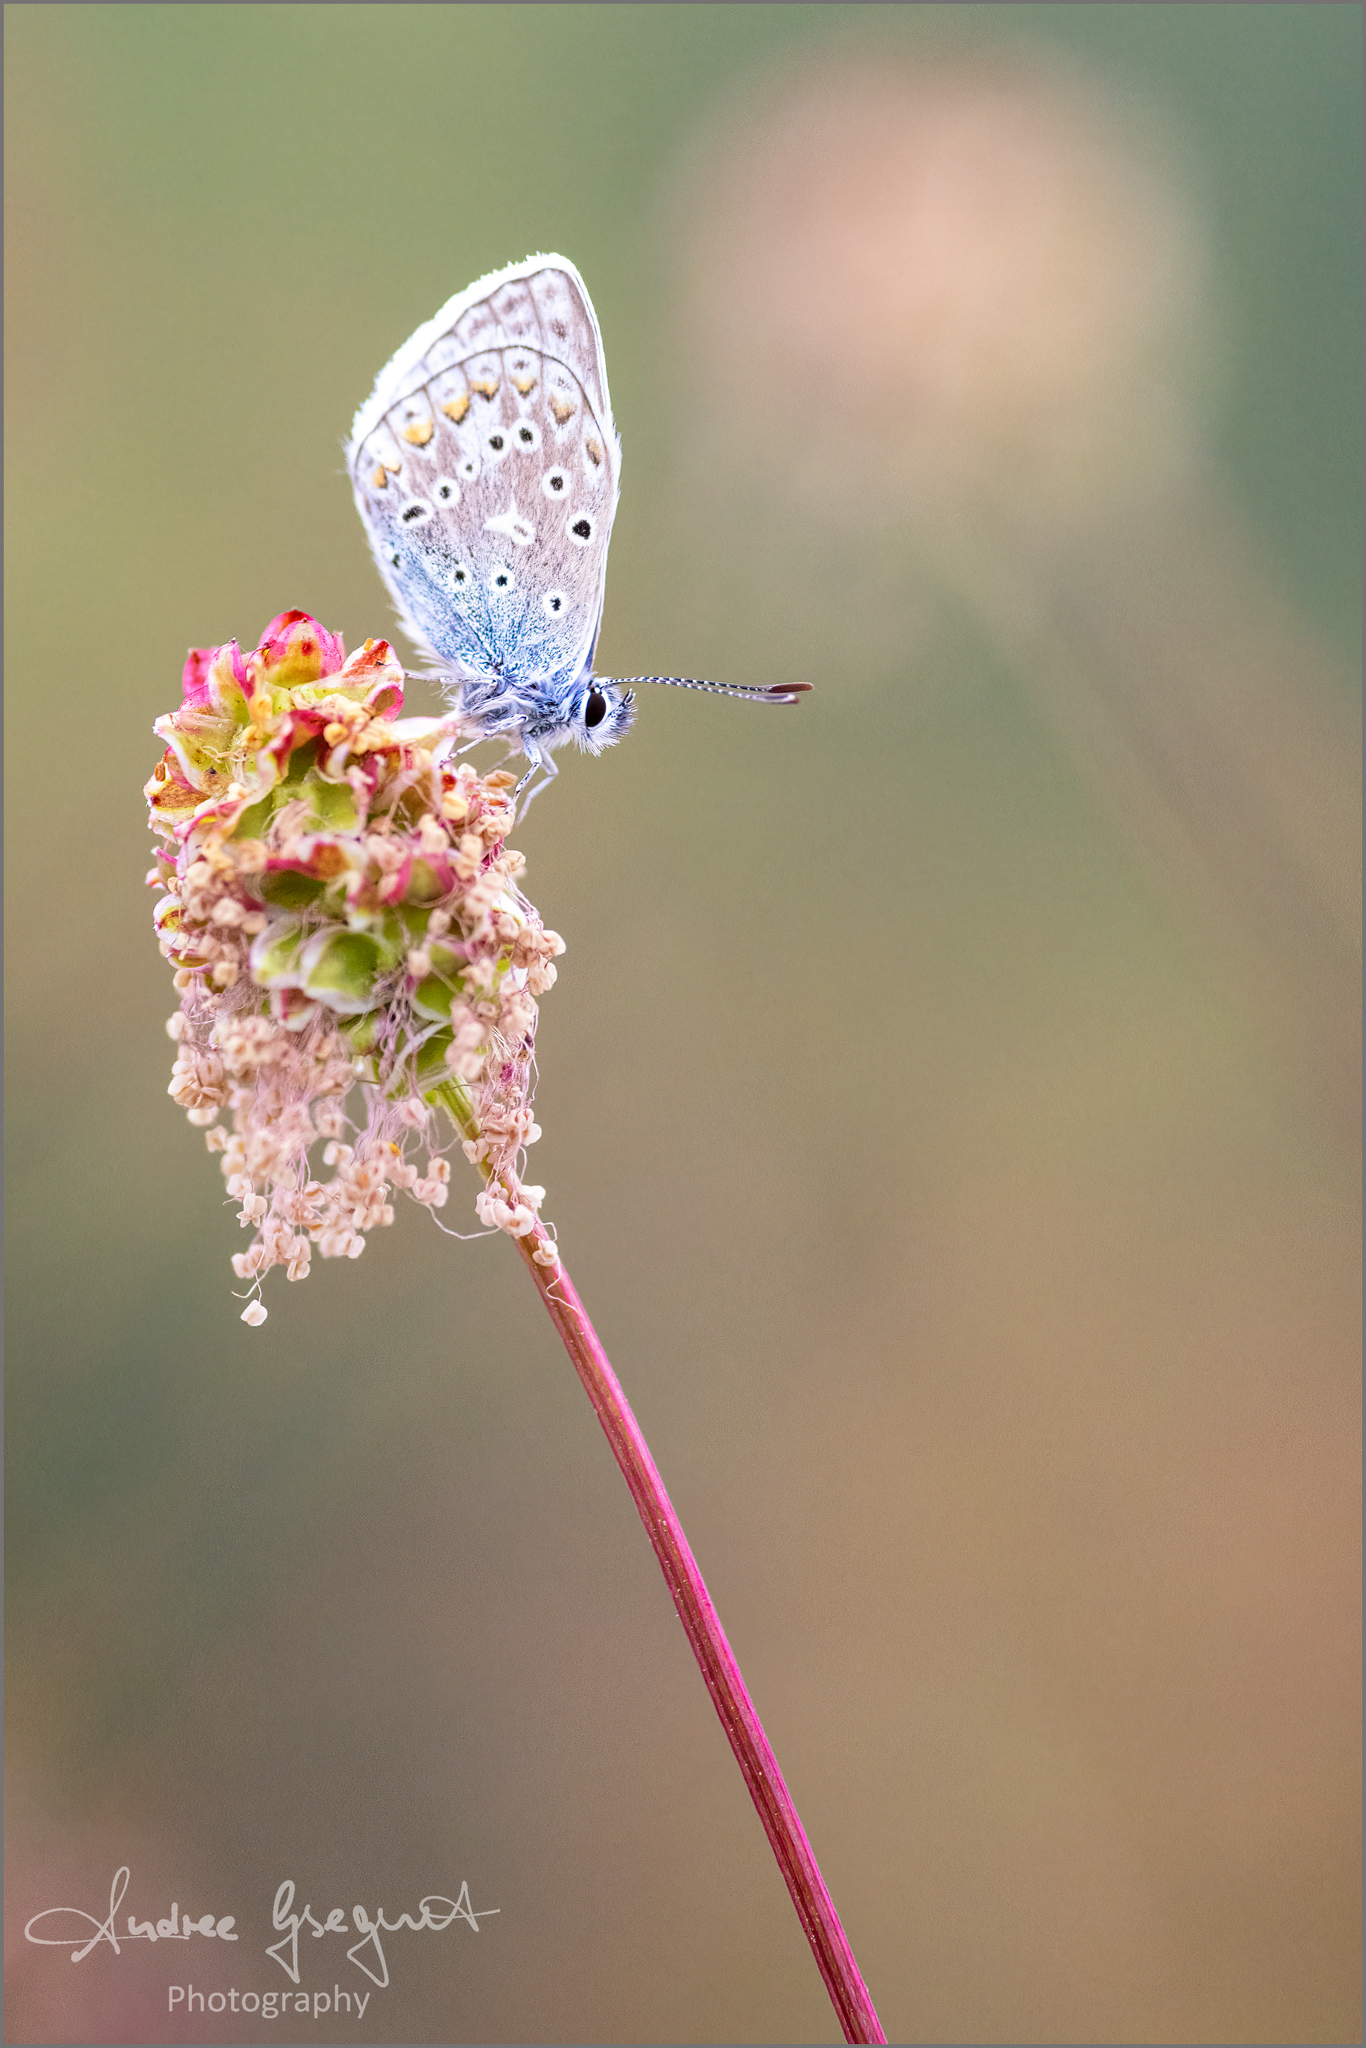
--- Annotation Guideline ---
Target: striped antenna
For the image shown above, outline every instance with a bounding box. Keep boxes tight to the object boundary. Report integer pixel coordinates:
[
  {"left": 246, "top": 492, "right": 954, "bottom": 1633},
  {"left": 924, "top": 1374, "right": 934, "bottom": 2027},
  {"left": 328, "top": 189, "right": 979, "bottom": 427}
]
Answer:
[{"left": 598, "top": 676, "right": 813, "bottom": 705}]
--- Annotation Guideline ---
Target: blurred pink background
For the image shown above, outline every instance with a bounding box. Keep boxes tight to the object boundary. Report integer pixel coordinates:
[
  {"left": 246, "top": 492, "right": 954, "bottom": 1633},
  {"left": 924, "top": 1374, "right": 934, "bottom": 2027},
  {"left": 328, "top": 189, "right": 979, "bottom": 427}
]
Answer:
[{"left": 6, "top": 7, "right": 1360, "bottom": 2042}]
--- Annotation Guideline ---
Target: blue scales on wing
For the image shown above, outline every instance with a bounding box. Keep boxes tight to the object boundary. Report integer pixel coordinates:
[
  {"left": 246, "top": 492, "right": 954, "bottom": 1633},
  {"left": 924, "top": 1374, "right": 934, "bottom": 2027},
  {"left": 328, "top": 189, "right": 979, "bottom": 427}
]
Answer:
[{"left": 347, "top": 256, "right": 622, "bottom": 740}]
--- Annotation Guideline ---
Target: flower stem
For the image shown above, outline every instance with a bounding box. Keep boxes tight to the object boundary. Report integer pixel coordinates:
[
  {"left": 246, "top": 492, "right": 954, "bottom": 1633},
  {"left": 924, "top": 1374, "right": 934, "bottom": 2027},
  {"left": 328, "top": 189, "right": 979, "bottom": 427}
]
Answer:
[
  {"left": 511, "top": 1228, "right": 885, "bottom": 2045},
  {"left": 428, "top": 1078, "right": 882, "bottom": 2039}
]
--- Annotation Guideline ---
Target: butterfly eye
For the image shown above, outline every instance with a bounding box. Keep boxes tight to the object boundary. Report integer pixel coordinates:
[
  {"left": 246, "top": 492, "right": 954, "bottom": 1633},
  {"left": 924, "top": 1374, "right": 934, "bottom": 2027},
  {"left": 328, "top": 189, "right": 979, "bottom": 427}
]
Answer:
[
  {"left": 584, "top": 688, "right": 609, "bottom": 730},
  {"left": 566, "top": 514, "right": 595, "bottom": 547},
  {"left": 541, "top": 467, "right": 570, "bottom": 500},
  {"left": 433, "top": 476, "right": 461, "bottom": 505},
  {"left": 514, "top": 419, "right": 541, "bottom": 452},
  {"left": 543, "top": 590, "right": 568, "bottom": 620}
]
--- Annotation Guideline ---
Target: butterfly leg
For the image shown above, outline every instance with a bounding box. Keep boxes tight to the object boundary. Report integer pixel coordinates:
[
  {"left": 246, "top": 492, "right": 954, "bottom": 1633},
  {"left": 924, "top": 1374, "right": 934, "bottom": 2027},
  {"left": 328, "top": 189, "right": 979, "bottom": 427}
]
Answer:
[
  {"left": 513, "top": 740, "right": 559, "bottom": 819},
  {"left": 454, "top": 734, "right": 520, "bottom": 765}
]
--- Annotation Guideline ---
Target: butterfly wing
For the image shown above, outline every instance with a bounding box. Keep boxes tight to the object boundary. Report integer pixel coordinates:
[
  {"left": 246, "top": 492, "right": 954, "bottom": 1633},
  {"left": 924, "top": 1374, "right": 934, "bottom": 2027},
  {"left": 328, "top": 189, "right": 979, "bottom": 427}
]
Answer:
[{"left": 347, "top": 255, "right": 621, "bottom": 719}]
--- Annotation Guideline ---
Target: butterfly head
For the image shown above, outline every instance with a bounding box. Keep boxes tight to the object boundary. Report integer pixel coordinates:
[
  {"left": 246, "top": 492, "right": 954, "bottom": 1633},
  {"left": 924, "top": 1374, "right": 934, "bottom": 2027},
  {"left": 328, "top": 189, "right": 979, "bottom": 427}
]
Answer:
[{"left": 568, "top": 679, "right": 635, "bottom": 755}]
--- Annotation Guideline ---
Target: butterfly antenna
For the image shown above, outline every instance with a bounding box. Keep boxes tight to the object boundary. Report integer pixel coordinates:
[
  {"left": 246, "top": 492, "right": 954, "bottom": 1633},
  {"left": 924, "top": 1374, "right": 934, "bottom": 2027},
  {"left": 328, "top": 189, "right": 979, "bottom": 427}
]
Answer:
[{"left": 597, "top": 676, "right": 813, "bottom": 705}]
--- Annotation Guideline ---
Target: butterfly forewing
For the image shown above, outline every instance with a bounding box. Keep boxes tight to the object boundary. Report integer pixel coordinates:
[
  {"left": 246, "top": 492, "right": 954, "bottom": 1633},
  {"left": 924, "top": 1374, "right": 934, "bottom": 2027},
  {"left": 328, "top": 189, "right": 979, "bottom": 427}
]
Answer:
[{"left": 347, "top": 256, "right": 620, "bottom": 707}]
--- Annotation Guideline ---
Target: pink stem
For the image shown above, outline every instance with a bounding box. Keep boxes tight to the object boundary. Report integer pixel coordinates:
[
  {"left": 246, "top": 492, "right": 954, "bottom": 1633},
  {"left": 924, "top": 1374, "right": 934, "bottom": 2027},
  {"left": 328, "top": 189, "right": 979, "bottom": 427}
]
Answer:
[{"left": 515, "top": 1229, "right": 886, "bottom": 2045}]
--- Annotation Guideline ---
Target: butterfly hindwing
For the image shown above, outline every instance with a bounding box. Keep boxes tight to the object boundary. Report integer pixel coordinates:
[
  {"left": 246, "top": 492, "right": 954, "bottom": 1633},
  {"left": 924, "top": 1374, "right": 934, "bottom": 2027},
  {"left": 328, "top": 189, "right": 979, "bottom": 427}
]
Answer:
[{"left": 347, "top": 255, "right": 621, "bottom": 715}]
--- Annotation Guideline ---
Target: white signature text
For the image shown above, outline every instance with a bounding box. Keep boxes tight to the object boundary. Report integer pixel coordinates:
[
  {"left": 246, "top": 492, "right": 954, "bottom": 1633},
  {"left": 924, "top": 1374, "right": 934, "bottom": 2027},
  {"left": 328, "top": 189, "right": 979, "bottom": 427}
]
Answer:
[
  {"left": 24, "top": 1868, "right": 237, "bottom": 1961},
  {"left": 268, "top": 1878, "right": 498, "bottom": 1987}
]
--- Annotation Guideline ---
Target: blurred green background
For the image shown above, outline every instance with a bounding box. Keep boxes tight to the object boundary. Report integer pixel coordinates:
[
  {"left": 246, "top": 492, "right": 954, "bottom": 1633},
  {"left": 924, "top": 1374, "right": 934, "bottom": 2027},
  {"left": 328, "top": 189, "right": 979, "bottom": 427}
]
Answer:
[{"left": 4, "top": 5, "right": 1360, "bottom": 2043}]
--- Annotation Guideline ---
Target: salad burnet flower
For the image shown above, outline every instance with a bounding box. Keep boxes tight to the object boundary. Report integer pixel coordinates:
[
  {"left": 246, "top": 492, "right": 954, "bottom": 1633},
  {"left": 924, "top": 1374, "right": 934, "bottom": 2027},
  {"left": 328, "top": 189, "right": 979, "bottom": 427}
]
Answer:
[{"left": 146, "top": 611, "right": 563, "bottom": 1323}]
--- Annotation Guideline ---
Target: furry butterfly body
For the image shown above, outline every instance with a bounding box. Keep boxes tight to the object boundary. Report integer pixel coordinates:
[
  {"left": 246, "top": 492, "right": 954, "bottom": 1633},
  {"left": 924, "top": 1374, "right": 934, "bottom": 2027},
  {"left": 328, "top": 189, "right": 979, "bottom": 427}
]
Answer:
[{"left": 348, "top": 253, "right": 808, "bottom": 806}]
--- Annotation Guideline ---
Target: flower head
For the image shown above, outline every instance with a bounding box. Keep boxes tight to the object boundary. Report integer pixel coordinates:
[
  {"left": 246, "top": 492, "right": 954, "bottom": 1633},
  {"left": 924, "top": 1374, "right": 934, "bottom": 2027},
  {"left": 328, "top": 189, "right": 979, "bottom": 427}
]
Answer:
[{"left": 146, "top": 612, "right": 563, "bottom": 1322}]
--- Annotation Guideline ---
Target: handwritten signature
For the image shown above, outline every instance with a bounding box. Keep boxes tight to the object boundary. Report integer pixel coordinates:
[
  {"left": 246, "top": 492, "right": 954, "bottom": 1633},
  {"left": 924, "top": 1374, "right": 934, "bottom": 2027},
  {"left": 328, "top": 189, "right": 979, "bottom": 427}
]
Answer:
[
  {"left": 268, "top": 1879, "right": 498, "bottom": 1987},
  {"left": 23, "top": 1867, "right": 500, "bottom": 1989},
  {"left": 24, "top": 1868, "right": 237, "bottom": 1961}
]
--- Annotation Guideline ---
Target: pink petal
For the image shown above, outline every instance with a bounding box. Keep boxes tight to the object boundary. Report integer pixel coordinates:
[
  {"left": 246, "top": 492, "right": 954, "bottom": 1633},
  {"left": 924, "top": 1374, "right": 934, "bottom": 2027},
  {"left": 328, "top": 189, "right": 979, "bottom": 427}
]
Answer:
[
  {"left": 257, "top": 611, "right": 347, "bottom": 685},
  {"left": 181, "top": 646, "right": 216, "bottom": 706}
]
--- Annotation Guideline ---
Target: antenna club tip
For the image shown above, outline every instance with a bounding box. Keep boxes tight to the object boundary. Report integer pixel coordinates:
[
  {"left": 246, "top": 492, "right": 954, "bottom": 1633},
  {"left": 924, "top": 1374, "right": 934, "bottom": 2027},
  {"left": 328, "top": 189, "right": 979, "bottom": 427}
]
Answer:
[{"left": 769, "top": 682, "right": 814, "bottom": 701}]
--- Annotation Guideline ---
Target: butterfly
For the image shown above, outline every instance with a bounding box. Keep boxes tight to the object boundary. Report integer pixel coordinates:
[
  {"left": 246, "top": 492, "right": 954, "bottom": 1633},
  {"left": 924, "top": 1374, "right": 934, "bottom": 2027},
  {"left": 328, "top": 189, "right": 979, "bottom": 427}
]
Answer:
[{"left": 347, "top": 253, "right": 809, "bottom": 809}]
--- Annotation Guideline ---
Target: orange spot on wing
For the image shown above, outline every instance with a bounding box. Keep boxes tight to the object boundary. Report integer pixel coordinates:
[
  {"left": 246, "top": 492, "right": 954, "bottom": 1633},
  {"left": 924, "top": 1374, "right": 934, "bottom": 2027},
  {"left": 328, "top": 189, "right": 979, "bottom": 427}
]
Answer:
[
  {"left": 442, "top": 393, "right": 472, "bottom": 423},
  {"left": 402, "top": 420, "right": 434, "bottom": 446}
]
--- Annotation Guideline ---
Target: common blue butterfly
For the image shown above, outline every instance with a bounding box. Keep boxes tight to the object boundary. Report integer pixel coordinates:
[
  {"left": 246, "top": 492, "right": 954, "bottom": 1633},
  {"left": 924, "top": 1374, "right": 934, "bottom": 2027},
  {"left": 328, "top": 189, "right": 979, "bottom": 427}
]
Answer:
[{"left": 347, "top": 253, "right": 808, "bottom": 808}]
